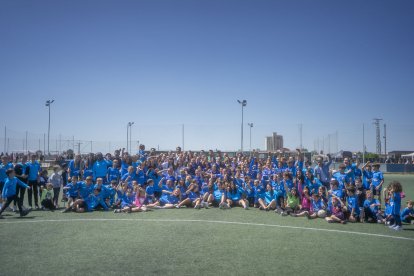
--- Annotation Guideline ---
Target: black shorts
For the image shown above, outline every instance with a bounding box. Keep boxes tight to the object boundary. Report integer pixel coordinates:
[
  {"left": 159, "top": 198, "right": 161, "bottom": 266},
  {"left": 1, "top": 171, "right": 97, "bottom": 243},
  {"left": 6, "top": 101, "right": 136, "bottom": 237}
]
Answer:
[{"left": 0, "top": 181, "right": 4, "bottom": 192}]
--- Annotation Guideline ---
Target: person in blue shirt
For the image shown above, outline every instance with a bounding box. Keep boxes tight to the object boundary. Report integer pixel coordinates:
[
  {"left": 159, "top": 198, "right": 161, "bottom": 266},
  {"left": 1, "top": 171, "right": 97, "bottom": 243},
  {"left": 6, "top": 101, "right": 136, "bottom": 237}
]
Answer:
[
  {"left": 388, "top": 181, "right": 403, "bottom": 231},
  {"left": 212, "top": 179, "right": 228, "bottom": 208},
  {"left": 305, "top": 170, "right": 320, "bottom": 196},
  {"left": 314, "top": 154, "right": 332, "bottom": 189},
  {"left": 371, "top": 163, "right": 384, "bottom": 204},
  {"left": 107, "top": 159, "right": 120, "bottom": 183},
  {"left": 333, "top": 164, "right": 350, "bottom": 195},
  {"left": 225, "top": 181, "right": 248, "bottom": 210},
  {"left": 344, "top": 158, "right": 356, "bottom": 184},
  {"left": 401, "top": 200, "right": 414, "bottom": 224},
  {"left": 307, "top": 193, "right": 327, "bottom": 219},
  {"left": 92, "top": 153, "right": 109, "bottom": 182},
  {"left": 26, "top": 154, "right": 42, "bottom": 209},
  {"left": 0, "top": 155, "right": 14, "bottom": 203},
  {"left": 155, "top": 188, "right": 181, "bottom": 209},
  {"left": 13, "top": 155, "right": 29, "bottom": 211},
  {"left": 176, "top": 181, "right": 202, "bottom": 209},
  {"left": 79, "top": 176, "right": 94, "bottom": 200},
  {"left": 62, "top": 175, "right": 81, "bottom": 213},
  {"left": 345, "top": 187, "right": 360, "bottom": 223},
  {"left": 68, "top": 154, "right": 83, "bottom": 179},
  {"left": 121, "top": 166, "right": 139, "bottom": 187},
  {"left": 363, "top": 190, "right": 384, "bottom": 223},
  {"left": 361, "top": 162, "right": 373, "bottom": 190},
  {"left": 0, "top": 169, "right": 31, "bottom": 218},
  {"left": 75, "top": 187, "right": 109, "bottom": 213},
  {"left": 258, "top": 184, "right": 276, "bottom": 211},
  {"left": 136, "top": 164, "right": 146, "bottom": 186}
]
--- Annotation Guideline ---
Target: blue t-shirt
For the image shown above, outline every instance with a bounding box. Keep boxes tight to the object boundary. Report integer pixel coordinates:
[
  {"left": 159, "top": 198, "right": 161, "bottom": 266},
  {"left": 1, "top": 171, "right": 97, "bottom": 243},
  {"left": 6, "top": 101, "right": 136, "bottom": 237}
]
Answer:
[
  {"left": 371, "top": 171, "right": 384, "bottom": 188},
  {"left": 27, "top": 161, "right": 41, "bottom": 181},
  {"left": 2, "top": 177, "right": 28, "bottom": 197},
  {"left": 93, "top": 160, "right": 109, "bottom": 180},
  {"left": 347, "top": 195, "right": 360, "bottom": 216},
  {"left": 0, "top": 162, "right": 14, "bottom": 182},
  {"left": 107, "top": 167, "right": 120, "bottom": 182},
  {"left": 333, "top": 172, "right": 349, "bottom": 190},
  {"left": 363, "top": 198, "right": 379, "bottom": 214},
  {"left": 401, "top": 207, "right": 414, "bottom": 221}
]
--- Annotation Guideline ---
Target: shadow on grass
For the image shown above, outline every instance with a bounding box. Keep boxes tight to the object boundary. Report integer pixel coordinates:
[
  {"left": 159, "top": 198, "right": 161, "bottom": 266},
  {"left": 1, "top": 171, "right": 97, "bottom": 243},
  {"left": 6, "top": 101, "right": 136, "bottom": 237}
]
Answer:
[{"left": 403, "top": 228, "right": 414, "bottom": 231}]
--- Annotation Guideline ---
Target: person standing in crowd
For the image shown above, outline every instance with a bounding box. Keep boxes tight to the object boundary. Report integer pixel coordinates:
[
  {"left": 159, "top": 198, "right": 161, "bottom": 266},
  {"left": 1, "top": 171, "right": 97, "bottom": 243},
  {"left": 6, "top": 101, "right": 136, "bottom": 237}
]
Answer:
[
  {"left": 93, "top": 153, "right": 109, "bottom": 183},
  {"left": 27, "top": 154, "right": 42, "bottom": 210},
  {"left": 13, "top": 155, "right": 29, "bottom": 211},
  {"left": 49, "top": 165, "right": 64, "bottom": 209},
  {"left": 314, "top": 154, "right": 332, "bottom": 189}
]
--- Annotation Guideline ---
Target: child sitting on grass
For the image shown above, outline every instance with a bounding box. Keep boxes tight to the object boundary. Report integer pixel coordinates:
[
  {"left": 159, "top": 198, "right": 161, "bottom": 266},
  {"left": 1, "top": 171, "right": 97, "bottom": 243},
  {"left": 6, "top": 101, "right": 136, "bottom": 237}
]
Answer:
[
  {"left": 40, "top": 183, "right": 55, "bottom": 211},
  {"left": 401, "top": 200, "right": 414, "bottom": 224},
  {"left": 363, "top": 190, "right": 383, "bottom": 223},
  {"left": 325, "top": 196, "right": 346, "bottom": 224}
]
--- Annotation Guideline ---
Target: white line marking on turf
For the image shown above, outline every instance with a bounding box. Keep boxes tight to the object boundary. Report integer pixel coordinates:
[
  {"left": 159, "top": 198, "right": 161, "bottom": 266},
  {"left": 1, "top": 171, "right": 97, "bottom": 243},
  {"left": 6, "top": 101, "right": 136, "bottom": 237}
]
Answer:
[{"left": 1, "top": 218, "right": 413, "bottom": 241}]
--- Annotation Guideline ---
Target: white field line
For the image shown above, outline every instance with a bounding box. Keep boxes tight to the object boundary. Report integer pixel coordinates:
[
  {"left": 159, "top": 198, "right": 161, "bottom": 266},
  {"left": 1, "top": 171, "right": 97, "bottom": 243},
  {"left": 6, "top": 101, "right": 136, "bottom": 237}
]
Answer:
[{"left": 1, "top": 218, "right": 413, "bottom": 241}]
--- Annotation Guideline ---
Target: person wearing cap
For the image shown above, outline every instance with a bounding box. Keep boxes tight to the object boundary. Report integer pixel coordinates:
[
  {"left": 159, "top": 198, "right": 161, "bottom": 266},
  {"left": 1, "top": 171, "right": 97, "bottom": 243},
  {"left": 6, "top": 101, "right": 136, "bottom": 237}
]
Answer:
[{"left": 314, "top": 154, "right": 332, "bottom": 189}]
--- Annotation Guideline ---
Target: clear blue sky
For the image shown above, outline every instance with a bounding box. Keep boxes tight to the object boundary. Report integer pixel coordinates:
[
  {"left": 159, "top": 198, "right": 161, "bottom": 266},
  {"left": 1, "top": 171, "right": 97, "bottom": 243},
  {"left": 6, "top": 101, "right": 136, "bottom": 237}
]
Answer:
[{"left": 1, "top": 0, "right": 413, "bottom": 153}]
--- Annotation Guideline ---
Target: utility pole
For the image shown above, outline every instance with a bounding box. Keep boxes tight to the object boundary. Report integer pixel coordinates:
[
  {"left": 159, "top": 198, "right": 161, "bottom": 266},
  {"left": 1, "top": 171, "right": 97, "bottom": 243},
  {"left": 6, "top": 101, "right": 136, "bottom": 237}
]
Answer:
[
  {"left": 362, "top": 124, "right": 365, "bottom": 164},
  {"left": 299, "top": 124, "right": 303, "bottom": 150},
  {"left": 248, "top": 123, "right": 254, "bottom": 152},
  {"left": 182, "top": 124, "right": 185, "bottom": 151},
  {"left": 373, "top": 118, "right": 383, "bottom": 155},
  {"left": 383, "top": 123, "right": 387, "bottom": 157},
  {"left": 45, "top": 99, "right": 55, "bottom": 155},
  {"left": 3, "top": 126, "right": 6, "bottom": 153},
  {"left": 237, "top": 100, "right": 247, "bottom": 152},
  {"left": 25, "top": 131, "right": 28, "bottom": 154}
]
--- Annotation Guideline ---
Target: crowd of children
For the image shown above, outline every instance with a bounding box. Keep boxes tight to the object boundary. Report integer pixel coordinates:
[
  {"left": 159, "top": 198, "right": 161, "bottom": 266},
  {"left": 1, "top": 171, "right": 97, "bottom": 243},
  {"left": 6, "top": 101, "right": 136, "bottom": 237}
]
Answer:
[{"left": 1, "top": 147, "right": 413, "bottom": 231}]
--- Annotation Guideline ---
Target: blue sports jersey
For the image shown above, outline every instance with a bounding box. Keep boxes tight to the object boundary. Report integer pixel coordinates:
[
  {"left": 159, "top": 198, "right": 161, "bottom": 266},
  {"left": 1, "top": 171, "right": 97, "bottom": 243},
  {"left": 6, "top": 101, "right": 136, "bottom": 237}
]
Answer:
[
  {"left": 86, "top": 193, "right": 109, "bottom": 211},
  {"left": 27, "top": 161, "right": 41, "bottom": 181},
  {"left": 347, "top": 195, "right": 360, "bottom": 216},
  {"left": 401, "top": 207, "right": 414, "bottom": 221},
  {"left": 79, "top": 182, "right": 94, "bottom": 199},
  {"left": 93, "top": 160, "right": 109, "bottom": 180},
  {"left": 69, "top": 160, "right": 81, "bottom": 177},
  {"left": 107, "top": 167, "right": 120, "bottom": 182},
  {"left": 65, "top": 182, "right": 80, "bottom": 197},
  {"left": 392, "top": 192, "right": 401, "bottom": 215},
  {"left": 2, "top": 177, "right": 28, "bottom": 197},
  {"left": 362, "top": 170, "right": 373, "bottom": 190},
  {"left": 311, "top": 198, "right": 325, "bottom": 212},
  {"left": 363, "top": 198, "right": 379, "bottom": 214},
  {"left": 333, "top": 172, "right": 349, "bottom": 189},
  {"left": 371, "top": 171, "right": 384, "bottom": 188},
  {"left": 264, "top": 191, "right": 274, "bottom": 205}
]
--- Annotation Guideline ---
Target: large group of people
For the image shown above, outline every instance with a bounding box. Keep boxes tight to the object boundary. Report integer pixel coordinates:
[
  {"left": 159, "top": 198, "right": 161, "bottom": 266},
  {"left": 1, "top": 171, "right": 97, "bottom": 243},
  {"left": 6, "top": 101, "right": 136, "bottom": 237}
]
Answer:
[{"left": 0, "top": 146, "right": 413, "bottom": 231}]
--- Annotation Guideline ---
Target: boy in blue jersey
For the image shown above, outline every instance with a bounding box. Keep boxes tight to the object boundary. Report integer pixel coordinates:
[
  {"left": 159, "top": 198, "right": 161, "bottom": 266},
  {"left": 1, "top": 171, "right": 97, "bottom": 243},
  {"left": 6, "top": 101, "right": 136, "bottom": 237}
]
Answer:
[
  {"left": 371, "top": 163, "right": 384, "bottom": 204},
  {"left": 62, "top": 175, "right": 81, "bottom": 213},
  {"left": 144, "top": 179, "right": 156, "bottom": 205},
  {"left": 401, "top": 200, "right": 414, "bottom": 224},
  {"left": 26, "top": 154, "right": 42, "bottom": 209},
  {"left": 345, "top": 187, "right": 360, "bottom": 223},
  {"left": 361, "top": 162, "right": 373, "bottom": 190},
  {"left": 0, "top": 169, "right": 31, "bottom": 218},
  {"left": 107, "top": 160, "right": 120, "bottom": 183},
  {"left": 363, "top": 190, "right": 383, "bottom": 223},
  {"left": 333, "top": 164, "right": 350, "bottom": 195}
]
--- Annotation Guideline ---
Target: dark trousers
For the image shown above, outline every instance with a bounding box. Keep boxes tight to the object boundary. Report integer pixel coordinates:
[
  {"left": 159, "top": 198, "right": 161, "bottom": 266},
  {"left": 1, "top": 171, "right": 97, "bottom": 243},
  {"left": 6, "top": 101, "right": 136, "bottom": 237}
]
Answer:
[
  {"left": 276, "top": 195, "right": 284, "bottom": 208},
  {"left": 41, "top": 199, "right": 55, "bottom": 210},
  {"left": 0, "top": 195, "right": 23, "bottom": 215},
  {"left": 53, "top": 187, "right": 60, "bottom": 207},
  {"left": 14, "top": 185, "right": 26, "bottom": 206},
  {"left": 28, "top": 180, "right": 40, "bottom": 207}
]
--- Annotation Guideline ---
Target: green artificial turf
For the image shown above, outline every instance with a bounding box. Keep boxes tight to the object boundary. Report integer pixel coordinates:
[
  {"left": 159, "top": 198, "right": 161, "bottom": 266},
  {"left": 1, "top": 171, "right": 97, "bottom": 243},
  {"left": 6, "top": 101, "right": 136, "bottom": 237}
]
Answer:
[{"left": 1, "top": 174, "right": 413, "bottom": 276}]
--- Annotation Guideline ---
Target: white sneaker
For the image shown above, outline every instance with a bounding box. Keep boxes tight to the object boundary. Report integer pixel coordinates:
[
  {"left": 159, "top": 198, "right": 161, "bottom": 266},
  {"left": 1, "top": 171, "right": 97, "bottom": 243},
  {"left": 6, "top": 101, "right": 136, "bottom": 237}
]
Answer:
[
  {"left": 393, "top": 225, "right": 402, "bottom": 231},
  {"left": 224, "top": 203, "right": 231, "bottom": 209},
  {"left": 203, "top": 202, "right": 209, "bottom": 209},
  {"left": 194, "top": 204, "right": 201, "bottom": 209},
  {"left": 219, "top": 202, "right": 224, "bottom": 209},
  {"left": 388, "top": 224, "right": 396, "bottom": 229},
  {"left": 12, "top": 206, "right": 17, "bottom": 213}
]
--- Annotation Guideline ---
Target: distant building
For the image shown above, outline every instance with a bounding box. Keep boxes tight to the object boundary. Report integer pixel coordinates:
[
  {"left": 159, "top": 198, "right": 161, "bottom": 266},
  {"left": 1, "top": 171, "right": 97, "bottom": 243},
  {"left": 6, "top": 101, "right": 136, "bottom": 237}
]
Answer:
[{"left": 265, "top": 132, "right": 283, "bottom": 151}]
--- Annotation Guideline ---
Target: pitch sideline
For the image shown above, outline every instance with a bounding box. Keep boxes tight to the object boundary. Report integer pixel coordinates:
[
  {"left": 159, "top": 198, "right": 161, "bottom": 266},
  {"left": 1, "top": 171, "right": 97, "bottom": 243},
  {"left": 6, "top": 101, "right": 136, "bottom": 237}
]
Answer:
[{"left": 1, "top": 217, "right": 413, "bottom": 241}]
